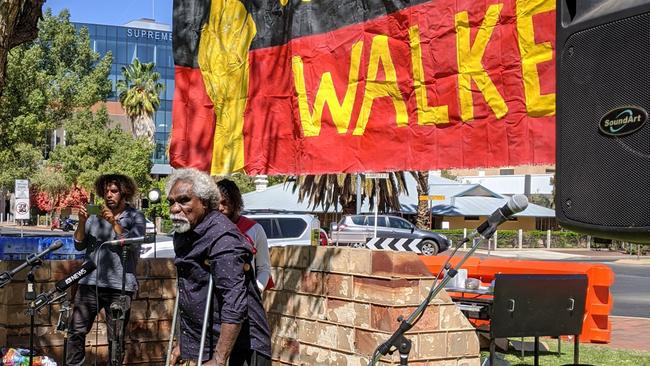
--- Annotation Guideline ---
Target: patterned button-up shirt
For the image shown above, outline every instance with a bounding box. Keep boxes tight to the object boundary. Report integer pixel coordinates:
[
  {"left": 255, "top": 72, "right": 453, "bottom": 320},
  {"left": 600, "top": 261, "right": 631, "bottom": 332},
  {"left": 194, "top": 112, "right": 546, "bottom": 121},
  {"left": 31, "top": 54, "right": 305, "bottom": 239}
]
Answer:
[{"left": 174, "top": 210, "right": 271, "bottom": 361}]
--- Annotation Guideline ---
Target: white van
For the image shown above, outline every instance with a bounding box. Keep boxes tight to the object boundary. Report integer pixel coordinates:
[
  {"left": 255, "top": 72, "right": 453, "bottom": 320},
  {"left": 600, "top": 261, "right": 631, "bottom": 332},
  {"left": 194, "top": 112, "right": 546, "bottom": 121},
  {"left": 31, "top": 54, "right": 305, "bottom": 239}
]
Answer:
[{"left": 246, "top": 212, "right": 321, "bottom": 247}]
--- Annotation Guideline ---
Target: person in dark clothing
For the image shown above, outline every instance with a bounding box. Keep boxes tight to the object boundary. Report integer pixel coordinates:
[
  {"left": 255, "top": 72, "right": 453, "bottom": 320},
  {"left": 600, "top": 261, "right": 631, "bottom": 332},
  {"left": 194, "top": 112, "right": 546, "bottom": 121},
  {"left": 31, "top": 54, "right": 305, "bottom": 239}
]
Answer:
[
  {"left": 167, "top": 168, "right": 272, "bottom": 366},
  {"left": 66, "top": 174, "right": 146, "bottom": 366}
]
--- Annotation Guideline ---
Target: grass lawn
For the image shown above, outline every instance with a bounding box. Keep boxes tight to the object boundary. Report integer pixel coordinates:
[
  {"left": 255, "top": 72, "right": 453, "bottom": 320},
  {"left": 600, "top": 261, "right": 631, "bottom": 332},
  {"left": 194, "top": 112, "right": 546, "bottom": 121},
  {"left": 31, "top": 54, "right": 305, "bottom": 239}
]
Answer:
[{"left": 480, "top": 339, "right": 650, "bottom": 366}]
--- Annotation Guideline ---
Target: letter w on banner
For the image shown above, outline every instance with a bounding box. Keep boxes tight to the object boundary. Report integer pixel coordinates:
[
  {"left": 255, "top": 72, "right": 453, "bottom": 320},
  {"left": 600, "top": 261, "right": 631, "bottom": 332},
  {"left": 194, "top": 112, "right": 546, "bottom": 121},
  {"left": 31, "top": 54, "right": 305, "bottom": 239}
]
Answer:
[{"left": 170, "top": 0, "right": 556, "bottom": 175}]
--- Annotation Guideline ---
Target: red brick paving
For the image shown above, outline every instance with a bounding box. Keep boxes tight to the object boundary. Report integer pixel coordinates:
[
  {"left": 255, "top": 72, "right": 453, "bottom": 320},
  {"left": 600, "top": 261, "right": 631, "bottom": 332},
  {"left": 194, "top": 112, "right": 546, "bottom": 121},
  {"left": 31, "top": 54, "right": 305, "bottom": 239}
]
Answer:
[{"left": 605, "top": 316, "right": 650, "bottom": 352}]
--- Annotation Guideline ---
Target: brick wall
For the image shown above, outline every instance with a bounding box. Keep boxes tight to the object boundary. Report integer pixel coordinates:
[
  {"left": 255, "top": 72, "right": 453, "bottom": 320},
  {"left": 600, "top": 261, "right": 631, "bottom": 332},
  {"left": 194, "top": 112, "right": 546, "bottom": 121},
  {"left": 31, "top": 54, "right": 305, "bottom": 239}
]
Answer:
[
  {"left": 0, "top": 247, "right": 480, "bottom": 366},
  {"left": 265, "top": 246, "right": 480, "bottom": 365},
  {"left": 0, "top": 259, "right": 176, "bottom": 366}
]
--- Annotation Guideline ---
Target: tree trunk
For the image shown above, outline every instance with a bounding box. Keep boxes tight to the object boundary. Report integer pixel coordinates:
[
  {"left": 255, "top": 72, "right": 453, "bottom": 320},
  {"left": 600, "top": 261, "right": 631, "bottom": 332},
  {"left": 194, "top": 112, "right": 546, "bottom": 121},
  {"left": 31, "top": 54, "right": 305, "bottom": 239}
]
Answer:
[
  {"left": 413, "top": 171, "right": 431, "bottom": 229},
  {"left": 0, "top": 0, "right": 44, "bottom": 93},
  {"left": 340, "top": 196, "right": 357, "bottom": 215},
  {"left": 132, "top": 113, "right": 155, "bottom": 144}
]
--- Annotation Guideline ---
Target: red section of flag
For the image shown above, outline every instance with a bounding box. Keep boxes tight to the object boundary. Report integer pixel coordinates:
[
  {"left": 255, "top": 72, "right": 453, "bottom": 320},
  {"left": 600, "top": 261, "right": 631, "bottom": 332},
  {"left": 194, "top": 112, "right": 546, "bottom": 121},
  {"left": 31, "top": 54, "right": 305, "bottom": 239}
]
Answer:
[{"left": 170, "top": 66, "right": 216, "bottom": 172}]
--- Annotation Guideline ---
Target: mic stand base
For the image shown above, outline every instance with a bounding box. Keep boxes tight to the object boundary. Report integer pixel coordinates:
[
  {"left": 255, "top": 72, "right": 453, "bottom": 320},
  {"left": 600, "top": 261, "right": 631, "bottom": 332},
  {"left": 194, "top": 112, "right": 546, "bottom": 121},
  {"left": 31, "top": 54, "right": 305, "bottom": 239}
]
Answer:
[
  {"left": 27, "top": 306, "right": 35, "bottom": 366},
  {"left": 110, "top": 245, "right": 130, "bottom": 366},
  {"left": 109, "top": 295, "right": 129, "bottom": 366}
]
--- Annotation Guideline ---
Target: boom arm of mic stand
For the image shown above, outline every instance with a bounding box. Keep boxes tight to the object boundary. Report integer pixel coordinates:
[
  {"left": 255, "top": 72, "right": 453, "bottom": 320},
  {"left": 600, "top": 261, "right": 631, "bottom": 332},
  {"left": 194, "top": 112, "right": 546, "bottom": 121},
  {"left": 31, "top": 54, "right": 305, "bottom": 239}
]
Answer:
[{"left": 368, "top": 234, "right": 490, "bottom": 366}]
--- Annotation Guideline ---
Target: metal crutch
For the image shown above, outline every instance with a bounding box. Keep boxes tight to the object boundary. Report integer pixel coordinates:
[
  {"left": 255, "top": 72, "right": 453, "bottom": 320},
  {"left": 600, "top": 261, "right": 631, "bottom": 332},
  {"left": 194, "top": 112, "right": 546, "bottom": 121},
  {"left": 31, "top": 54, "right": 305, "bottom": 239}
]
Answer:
[
  {"left": 165, "top": 279, "right": 180, "bottom": 366},
  {"left": 197, "top": 274, "right": 214, "bottom": 365}
]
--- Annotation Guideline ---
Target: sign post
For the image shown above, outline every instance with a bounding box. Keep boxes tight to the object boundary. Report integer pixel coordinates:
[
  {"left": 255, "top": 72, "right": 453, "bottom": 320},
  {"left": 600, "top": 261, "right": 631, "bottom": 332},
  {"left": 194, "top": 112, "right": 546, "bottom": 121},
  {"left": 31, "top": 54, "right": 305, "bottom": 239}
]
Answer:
[
  {"left": 365, "top": 173, "right": 389, "bottom": 238},
  {"left": 418, "top": 195, "right": 446, "bottom": 230},
  {"left": 15, "top": 179, "right": 30, "bottom": 237}
]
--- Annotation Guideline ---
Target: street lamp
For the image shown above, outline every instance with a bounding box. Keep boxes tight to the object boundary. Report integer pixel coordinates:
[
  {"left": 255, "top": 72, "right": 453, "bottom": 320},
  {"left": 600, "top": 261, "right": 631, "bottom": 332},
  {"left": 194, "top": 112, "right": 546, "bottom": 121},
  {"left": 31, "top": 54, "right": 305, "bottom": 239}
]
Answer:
[
  {"left": 147, "top": 188, "right": 161, "bottom": 258},
  {"left": 148, "top": 188, "right": 161, "bottom": 204}
]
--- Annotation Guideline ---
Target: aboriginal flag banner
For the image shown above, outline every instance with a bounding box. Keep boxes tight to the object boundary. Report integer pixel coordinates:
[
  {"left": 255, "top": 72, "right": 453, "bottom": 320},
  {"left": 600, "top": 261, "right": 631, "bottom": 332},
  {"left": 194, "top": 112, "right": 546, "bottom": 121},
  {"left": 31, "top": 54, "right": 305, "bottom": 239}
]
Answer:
[{"left": 170, "top": 0, "right": 556, "bottom": 175}]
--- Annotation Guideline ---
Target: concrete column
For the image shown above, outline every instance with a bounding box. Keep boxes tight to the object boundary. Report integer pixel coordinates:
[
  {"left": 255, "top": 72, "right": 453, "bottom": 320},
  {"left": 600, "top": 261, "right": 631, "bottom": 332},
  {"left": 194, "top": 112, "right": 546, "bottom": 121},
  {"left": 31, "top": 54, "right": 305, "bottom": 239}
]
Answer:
[
  {"left": 494, "top": 230, "right": 498, "bottom": 249},
  {"left": 587, "top": 235, "right": 591, "bottom": 250},
  {"left": 547, "top": 229, "right": 551, "bottom": 249},
  {"left": 518, "top": 229, "right": 523, "bottom": 249}
]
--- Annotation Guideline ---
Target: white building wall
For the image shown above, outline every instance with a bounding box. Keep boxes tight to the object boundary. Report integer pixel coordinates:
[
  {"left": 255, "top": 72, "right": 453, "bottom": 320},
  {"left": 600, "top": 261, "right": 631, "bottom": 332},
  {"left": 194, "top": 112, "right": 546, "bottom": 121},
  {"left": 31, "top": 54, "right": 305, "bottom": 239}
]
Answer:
[{"left": 460, "top": 174, "right": 554, "bottom": 195}]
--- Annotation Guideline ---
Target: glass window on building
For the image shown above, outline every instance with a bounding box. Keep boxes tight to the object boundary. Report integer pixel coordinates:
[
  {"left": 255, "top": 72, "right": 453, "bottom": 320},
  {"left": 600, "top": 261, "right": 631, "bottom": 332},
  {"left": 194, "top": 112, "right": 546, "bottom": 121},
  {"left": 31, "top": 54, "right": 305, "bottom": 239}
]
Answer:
[
  {"left": 116, "top": 40, "right": 127, "bottom": 64},
  {"left": 128, "top": 43, "right": 138, "bottom": 63},
  {"left": 106, "top": 39, "right": 118, "bottom": 60},
  {"left": 106, "top": 25, "right": 117, "bottom": 40},
  {"left": 154, "top": 132, "right": 168, "bottom": 164},
  {"left": 165, "top": 78, "right": 174, "bottom": 101},
  {"left": 96, "top": 25, "right": 106, "bottom": 38},
  {"left": 155, "top": 110, "right": 165, "bottom": 130},
  {"left": 95, "top": 39, "right": 107, "bottom": 55},
  {"left": 139, "top": 43, "right": 154, "bottom": 63},
  {"left": 85, "top": 24, "right": 96, "bottom": 36},
  {"left": 165, "top": 111, "right": 172, "bottom": 129}
]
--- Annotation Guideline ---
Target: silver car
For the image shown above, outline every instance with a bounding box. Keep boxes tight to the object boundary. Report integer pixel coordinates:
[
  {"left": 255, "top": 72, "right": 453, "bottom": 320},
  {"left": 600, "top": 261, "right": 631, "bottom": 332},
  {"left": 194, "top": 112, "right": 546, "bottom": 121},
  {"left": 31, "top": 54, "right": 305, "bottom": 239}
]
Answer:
[{"left": 333, "top": 214, "right": 449, "bottom": 255}]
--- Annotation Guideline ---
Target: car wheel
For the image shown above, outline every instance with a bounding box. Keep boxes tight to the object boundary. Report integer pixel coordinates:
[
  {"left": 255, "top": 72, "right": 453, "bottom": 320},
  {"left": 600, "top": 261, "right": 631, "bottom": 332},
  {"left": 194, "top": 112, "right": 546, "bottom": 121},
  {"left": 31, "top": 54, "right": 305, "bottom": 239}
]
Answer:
[
  {"left": 420, "top": 240, "right": 439, "bottom": 256},
  {"left": 351, "top": 242, "right": 366, "bottom": 249}
]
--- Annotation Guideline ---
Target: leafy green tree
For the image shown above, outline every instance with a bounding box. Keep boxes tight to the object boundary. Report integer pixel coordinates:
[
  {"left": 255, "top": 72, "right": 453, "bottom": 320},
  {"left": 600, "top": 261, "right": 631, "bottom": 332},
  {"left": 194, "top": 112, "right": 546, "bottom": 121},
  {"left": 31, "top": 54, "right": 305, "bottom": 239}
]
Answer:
[
  {"left": 116, "top": 59, "right": 164, "bottom": 143},
  {"left": 46, "top": 108, "right": 153, "bottom": 196},
  {"left": 0, "top": 9, "right": 111, "bottom": 189},
  {"left": 144, "top": 178, "right": 169, "bottom": 220},
  {"left": 0, "top": 143, "right": 43, "bottom": 189}
]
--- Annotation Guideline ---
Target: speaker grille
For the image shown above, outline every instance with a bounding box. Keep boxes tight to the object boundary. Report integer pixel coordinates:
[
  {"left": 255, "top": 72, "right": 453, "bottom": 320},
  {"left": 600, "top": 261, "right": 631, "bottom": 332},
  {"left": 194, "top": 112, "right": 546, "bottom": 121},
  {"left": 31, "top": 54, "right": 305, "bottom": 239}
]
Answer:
[{"left": 558, "top": 13, "right": 650, "bottom": 229}]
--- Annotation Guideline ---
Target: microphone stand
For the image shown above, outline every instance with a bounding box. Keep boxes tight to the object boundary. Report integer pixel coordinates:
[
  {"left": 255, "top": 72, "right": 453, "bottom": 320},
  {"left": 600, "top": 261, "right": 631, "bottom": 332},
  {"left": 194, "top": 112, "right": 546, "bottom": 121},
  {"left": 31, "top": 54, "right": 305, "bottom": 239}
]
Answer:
[
  {"left": 1, "top": 244, "right": 60, "bottom": 288},
  {"left": 110, "top": 244, "right": 130, "bottom": 366},
  {"left": 25, "top": 267, "right": 68, "bottom": 366},
  {"left": 25, "top": 260, "right": 41, "bottom": 366},
  {"left": 56, "top": 295, "right": 72, "bottom": 366},
  {"left": 368, "top": 230, "right": 493, "bottom": 365}
]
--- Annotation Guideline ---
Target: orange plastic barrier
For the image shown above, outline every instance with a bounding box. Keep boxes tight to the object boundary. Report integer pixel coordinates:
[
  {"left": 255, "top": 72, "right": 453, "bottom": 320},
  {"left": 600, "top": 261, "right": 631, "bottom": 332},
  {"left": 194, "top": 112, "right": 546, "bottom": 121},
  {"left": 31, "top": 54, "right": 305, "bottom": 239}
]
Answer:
[{"left": 420, "top": 256, "right": 615, "bottom": 343}]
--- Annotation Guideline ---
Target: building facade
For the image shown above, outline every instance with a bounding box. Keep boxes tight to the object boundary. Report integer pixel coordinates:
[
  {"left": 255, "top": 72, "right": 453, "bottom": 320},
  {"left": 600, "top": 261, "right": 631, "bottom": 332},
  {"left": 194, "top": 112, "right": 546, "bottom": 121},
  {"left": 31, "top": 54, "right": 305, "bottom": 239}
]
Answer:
[{"left": 74, "top": 19, "right": 174, "bottom": 175}]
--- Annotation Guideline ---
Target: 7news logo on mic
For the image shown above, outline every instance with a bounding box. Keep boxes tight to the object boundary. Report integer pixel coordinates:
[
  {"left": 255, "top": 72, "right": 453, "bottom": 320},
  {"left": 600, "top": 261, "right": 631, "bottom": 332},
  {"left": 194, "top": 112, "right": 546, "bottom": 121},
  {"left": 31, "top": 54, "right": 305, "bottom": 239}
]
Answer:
[
  {"left": 30, "top": 260, "right": 97, "bottom": 312},
  {"left": 63, "top": 266, "right": 90, "bottom": 286}
]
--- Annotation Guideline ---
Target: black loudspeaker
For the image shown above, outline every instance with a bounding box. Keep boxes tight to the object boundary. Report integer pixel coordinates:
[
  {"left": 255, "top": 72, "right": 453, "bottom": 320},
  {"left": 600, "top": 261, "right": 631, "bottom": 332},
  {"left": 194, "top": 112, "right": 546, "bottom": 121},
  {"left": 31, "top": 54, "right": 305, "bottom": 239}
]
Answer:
[{"left": 556, "top": 0, "right": 650, "bottom": 243}]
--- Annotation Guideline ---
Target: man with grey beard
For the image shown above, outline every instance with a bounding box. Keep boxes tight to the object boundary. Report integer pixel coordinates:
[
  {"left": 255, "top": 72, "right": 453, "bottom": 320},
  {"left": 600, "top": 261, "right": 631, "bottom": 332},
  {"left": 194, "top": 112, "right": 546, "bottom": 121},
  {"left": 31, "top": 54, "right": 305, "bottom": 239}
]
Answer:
[{"left": 166, "top": 168, "right": 271, "bottom": 366}]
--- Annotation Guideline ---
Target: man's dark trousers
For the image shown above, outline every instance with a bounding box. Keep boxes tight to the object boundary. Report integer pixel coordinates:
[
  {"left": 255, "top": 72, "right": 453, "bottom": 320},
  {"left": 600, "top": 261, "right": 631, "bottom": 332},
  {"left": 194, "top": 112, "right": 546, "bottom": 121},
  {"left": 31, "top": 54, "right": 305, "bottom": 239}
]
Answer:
[{"left": 66, "top": 284, "right": 132, "bottom": 366}]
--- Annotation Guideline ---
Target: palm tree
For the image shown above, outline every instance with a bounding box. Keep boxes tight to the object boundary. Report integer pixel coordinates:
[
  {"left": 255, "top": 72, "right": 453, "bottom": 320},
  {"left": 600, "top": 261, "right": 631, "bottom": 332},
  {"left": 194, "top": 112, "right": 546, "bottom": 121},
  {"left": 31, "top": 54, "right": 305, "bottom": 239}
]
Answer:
[
  {"left": 116, "top": 59, "right": 164, "bottom": 143},
  {"left": 410, "top": 171, "right": 431, "bottom": 229},
  {"left": 291, "top": 172, "right": 409, "bottom": 214}
]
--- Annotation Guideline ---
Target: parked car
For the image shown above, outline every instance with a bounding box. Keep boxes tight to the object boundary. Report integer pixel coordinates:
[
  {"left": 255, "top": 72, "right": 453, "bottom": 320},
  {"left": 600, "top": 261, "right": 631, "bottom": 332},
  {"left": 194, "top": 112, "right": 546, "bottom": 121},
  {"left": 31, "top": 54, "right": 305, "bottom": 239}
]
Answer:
[
  {"left": 140, "top": 236, "right": 174, "bottom": 258},
  {"left": 246, "top": 212, "right": 322, "bottom": 247},
  {"left": 333, "top": 214, "right": 449, "bottom": 255}
]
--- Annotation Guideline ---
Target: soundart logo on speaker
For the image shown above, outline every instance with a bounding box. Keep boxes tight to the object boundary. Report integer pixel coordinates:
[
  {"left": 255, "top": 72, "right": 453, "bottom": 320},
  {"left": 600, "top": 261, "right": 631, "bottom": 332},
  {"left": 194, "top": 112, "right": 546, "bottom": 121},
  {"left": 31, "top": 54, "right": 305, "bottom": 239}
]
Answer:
[{"left": 599, "top": 106, "right": 647, "bottom": 137}]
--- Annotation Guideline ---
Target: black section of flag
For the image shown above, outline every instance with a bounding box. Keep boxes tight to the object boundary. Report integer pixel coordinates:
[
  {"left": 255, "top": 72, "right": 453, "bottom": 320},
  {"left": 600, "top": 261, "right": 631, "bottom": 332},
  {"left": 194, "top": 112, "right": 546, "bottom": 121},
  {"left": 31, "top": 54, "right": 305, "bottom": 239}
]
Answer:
[
  {"left": 172, "top": 0, "right": 212, "bottom": 68},
  {"left": 172, "top": 0, "right": 429, "bottom": 66},
  {"left": 247, "top": 0, "right": 427, "bottom": 50}
]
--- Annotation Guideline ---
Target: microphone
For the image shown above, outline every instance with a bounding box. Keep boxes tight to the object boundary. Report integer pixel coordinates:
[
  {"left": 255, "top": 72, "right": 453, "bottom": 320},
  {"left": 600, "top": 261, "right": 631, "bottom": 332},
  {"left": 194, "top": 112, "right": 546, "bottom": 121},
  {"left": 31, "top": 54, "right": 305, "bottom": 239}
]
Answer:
[
  {"left": 27, "top": 240, "right": 63, "bottom": 265},
  {"left": 103, "top": 236, "right": 153, "bottom": 247},
  {"left": 0, "top": 241, "right": 64, "bottom": 288},
  {"left": 30, "top": 260, "right": 97, "bottom": 311},
  {"left": 470, "top": 195, "right": 529, "bottom": 240}
]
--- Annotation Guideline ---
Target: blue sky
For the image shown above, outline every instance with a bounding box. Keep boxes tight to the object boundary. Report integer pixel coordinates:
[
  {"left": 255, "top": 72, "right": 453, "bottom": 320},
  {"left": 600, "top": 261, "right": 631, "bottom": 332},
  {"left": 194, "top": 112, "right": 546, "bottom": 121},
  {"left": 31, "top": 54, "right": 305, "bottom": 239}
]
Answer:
[{"left": 45, "top": 0, "right": 173, "bottom": 26}]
